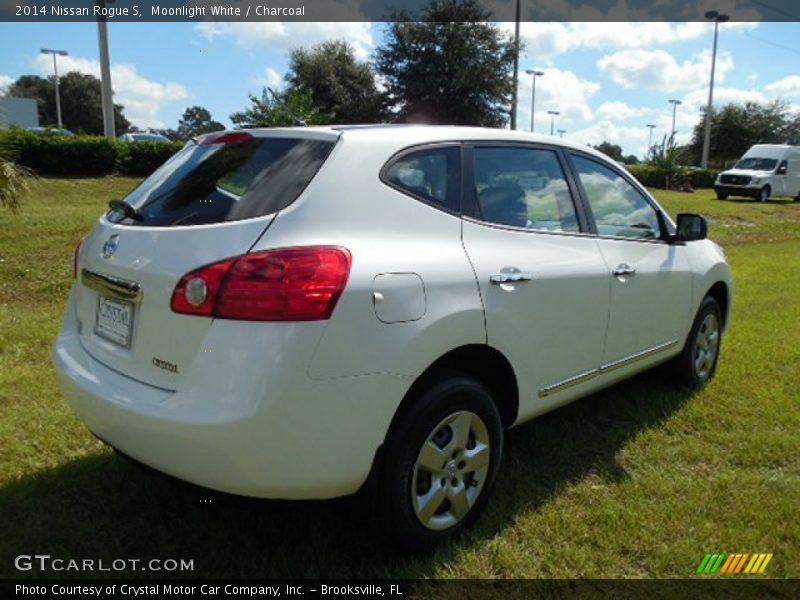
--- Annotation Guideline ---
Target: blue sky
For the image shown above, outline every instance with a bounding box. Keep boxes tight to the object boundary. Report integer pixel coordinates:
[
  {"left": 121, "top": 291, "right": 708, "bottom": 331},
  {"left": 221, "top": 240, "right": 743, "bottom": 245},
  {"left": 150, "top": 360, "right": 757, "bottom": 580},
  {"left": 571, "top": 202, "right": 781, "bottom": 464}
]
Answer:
[{"left": 1, "top": 20, "right": 798, "bottom": 156}]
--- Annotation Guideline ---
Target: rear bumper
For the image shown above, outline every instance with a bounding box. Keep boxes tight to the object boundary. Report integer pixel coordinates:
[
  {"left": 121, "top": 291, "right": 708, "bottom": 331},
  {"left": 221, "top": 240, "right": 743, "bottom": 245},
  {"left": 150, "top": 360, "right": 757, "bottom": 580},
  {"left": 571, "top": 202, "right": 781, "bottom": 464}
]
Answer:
[
  {"left": 714, "top": 184, "right": 760, "bottom": 197},
  {"left": 52, "top": 290, "right": 412, "bottom": 499}
]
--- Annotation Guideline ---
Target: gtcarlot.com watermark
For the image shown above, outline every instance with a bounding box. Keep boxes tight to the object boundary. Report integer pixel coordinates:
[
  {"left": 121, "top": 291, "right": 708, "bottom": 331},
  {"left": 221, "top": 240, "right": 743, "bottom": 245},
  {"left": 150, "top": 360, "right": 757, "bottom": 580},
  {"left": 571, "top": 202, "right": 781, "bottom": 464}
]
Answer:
[{"left": 14, "top": 554, "right": 194, "bottom": 573}]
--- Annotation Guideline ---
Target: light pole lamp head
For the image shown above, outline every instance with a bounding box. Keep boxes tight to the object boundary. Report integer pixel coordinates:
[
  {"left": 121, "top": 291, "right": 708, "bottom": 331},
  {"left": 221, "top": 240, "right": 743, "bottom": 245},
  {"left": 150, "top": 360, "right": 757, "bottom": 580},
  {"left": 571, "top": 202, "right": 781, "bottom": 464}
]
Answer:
[
  {"left": 705, "top": 10, "right": 729, "bottom": 22},
  {"left": 669, "top": 99, "right": 682, "bottom": 105},
  {"left": 525, "top": 69, "right": 544, "bottom": 77}
]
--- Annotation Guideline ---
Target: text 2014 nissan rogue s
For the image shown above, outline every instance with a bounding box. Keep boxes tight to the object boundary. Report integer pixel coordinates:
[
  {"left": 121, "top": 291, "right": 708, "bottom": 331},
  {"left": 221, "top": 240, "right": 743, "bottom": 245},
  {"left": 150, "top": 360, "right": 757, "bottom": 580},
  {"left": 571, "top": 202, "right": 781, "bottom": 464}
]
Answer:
[{"left": 53, "top": 125, "right": 732, "bottom": 550}]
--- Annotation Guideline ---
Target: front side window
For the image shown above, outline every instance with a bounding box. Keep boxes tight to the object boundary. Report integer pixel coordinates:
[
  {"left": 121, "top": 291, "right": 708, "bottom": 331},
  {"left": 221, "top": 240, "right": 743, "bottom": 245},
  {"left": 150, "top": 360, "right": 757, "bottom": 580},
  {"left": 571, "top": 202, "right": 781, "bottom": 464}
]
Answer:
[
  {"left": 472, "top": 146, "right": 580, "bottom": 232},
  {"left": 571, "top": 154, "right": 662, "bottom": 240},
  {"left": 382, "top": 146, "right": 461, "bottom": 212}
]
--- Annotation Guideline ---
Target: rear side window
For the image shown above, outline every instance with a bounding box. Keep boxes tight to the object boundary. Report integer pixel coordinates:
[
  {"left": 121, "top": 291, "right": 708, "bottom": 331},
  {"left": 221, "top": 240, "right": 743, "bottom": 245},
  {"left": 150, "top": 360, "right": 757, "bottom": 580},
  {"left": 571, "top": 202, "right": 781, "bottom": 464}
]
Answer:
[
  {"left": 382, "top": 146, "right": 461, "bottom": 212},
  {"left": 472, "top": 146, "right": 580, "bottom": 232},
  {"left": 109, "top": 134, "right": 335, "bottom": 226}
]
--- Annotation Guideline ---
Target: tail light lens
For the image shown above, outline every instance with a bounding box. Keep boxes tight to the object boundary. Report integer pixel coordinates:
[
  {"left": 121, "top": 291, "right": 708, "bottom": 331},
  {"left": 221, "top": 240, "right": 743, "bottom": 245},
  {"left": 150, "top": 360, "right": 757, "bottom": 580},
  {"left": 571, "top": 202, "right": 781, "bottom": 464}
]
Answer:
[
  {"left": 171, "top": 246, "right": 351, "bottom": 321},
  {"left": 72, "top": 238, "right": 84, "bottom": 280}
]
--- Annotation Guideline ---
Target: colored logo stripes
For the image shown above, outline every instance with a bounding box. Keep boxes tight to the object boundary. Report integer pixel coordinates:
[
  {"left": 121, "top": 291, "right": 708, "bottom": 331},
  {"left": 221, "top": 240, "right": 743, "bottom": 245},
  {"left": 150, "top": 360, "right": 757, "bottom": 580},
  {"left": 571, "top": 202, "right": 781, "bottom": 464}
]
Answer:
[{"left": 696, "top": 552, "right": 773, "bottom": 574}]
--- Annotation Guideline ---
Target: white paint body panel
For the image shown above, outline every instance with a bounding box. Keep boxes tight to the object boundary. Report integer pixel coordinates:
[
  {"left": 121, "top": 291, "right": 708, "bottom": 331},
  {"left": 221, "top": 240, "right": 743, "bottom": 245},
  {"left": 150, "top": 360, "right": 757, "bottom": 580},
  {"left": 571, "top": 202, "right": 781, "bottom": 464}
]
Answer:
[{"left": 53, "top": 125, "right": 733, "bottom": 499}]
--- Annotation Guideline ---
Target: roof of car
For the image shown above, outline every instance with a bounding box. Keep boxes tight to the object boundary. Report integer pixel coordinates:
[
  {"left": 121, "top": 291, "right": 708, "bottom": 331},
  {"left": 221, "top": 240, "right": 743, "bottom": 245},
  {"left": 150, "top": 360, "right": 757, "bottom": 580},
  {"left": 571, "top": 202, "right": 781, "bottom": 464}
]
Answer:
[{"left": 242, "top": 124, "right": 611, "bottom": 162}]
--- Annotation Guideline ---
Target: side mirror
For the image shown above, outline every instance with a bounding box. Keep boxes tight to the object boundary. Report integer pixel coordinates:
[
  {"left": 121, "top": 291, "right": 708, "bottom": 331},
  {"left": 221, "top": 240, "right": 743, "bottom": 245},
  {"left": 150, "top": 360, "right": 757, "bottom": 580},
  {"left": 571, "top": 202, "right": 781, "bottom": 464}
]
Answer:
[
  {"left": 676, "top": 213, "right": 708, "bottom": 242},
  {"left": 777, "top": 164, "right": 787, "bottom": 175}
]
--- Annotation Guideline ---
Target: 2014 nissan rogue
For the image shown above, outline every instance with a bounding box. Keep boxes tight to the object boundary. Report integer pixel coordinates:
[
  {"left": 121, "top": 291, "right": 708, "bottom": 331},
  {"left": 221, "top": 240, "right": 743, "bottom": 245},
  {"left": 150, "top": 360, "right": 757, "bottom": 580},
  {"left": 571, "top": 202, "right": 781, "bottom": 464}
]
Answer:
[{"left": 53, "top": 125, "right": 732, "bottom": 550}]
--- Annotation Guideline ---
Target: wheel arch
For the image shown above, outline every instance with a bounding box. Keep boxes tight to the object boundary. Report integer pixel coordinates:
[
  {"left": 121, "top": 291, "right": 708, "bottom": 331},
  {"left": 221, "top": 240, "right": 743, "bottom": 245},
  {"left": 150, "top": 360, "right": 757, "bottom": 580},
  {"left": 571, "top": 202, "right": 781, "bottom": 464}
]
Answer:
[
  {"left": 705, "top": 280, "right": 730, "bottom": 330},
  {"left": 387, "top": 344, "right": 519, "bottom": 438}
]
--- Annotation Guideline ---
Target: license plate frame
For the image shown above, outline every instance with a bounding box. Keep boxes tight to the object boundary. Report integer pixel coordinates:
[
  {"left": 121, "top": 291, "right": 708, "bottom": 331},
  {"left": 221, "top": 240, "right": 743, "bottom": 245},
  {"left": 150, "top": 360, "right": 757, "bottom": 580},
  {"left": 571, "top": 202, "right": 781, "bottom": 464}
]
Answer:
[{"left": 95, "top": 294, "right": 135, "bottom": 349}]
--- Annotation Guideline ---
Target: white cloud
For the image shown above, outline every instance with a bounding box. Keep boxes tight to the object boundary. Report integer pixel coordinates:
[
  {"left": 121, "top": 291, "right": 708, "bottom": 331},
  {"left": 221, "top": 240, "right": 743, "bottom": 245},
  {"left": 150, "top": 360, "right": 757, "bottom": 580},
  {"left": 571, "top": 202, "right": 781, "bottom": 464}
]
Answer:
[
  {"left": 515, "top": 67, "right": 600, "bottom": 130},
  {"left": 569, "top": 120, "right": 655, "bottom": 157},
  {"left": 255, "top": 67, "right": 284, "bottom": 89},
  {"left": 596, "top": 101, "right": 653, "bottom": 121},
  {"left": 597, "top": 49, "right": 734, "bottom": 92},
  {"left": 196, "top": 22, "right": 374, "bottom": 61},
  {"left": 765, "top": 75, "right": 800, "bottom": 98},
  {"left": 0, "top": 74, "right": 12, "bottom": 95},
  {"left": 31, "top": 54, "right": 188, "bottom": 129},
  {"left": 498, "top": 20, "right": 757, "bottom": 60}
]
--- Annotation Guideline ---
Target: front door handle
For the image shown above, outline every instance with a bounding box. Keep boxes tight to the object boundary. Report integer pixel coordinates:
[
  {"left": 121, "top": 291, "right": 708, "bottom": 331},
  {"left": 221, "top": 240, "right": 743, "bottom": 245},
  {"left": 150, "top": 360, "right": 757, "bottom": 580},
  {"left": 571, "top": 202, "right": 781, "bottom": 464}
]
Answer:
[
  {"left": 490, "top": 271, "right": 533, "bottom": 284},
  {"left": 612, "top": 264, "right": 636, "bottom": 278}
]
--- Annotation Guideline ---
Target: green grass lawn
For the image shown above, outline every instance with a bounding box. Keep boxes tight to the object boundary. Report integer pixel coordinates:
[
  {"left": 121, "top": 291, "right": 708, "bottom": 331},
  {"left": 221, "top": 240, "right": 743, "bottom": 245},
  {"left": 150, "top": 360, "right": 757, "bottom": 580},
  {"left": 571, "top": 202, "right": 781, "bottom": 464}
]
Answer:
[{"left": 1, "top": 178, "right": 798, "bottom": 580}]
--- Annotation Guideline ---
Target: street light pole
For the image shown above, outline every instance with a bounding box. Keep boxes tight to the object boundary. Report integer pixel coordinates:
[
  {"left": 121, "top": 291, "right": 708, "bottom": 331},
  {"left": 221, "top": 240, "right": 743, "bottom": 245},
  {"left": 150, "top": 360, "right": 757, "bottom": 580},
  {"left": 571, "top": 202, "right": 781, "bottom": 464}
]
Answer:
[
  {"left": 96, "top": 0, "right": 116, "bottom": 138},
  {"left": 510, "top": 0, "right": 521, "bottom": 130},
  {"left": 547, "top": 110, "right": 559, "bottom": 136},
  {"left": 668, "top": 99, "right": 682, "bottom": 136},
  {"left": 525, "top": 69, "right": 544, "bottom": 132},
  {"left": 40, "top": 48, "right": 68, "bottom": 130},
  {"left": 701, "top": 10, "right": 729, "bottom": 169},
  {"left": 557, "top": 129, "right": 566, "bottom": 138},
  {"left": 646, "top": 124, "right": 656, "bottom": 161}
]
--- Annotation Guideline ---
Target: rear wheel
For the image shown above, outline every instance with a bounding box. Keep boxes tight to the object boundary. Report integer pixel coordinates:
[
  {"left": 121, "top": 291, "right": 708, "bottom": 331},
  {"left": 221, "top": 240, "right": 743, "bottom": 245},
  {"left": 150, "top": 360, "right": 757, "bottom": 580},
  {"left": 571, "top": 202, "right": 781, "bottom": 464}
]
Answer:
[
  {"left": 758, "top": 186, "right": 770, "bottom": 202},
  {"left": 379, "top": 375, "right": 503, "bottom": 551},
  {"left": 671, "top": 296, "right": 723, "bottom": 388}
]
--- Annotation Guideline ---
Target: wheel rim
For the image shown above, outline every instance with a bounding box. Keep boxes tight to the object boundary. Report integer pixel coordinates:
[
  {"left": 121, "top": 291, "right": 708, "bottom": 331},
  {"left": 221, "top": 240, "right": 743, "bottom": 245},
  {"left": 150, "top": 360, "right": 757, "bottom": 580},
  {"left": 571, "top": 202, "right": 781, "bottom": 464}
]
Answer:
[
  {"left": 411, "top": 410, "right": 491, "bottom": 531},
  {"left": 693, "top": 313, "right": 720, "bottom": 381},
  {"left": 760, "top": 188, "right": 768, "bottom": 202}
]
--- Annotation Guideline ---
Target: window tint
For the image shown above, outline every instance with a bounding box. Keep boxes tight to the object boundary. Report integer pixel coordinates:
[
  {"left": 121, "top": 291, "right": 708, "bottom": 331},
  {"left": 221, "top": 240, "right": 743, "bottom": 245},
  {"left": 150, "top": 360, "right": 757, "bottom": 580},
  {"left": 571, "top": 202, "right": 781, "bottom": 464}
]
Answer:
[
  {"left": 472, "top": 146, "right": 579, "bottom": 232},
  {"left": 109, "top": 135, "right": 334, "bottom": 227},
  {"left": 571, "top": 154, "right": 661, "bottom": 240},
  {"left": 383, "top": 146, "right": 461, "bottom": 212}
]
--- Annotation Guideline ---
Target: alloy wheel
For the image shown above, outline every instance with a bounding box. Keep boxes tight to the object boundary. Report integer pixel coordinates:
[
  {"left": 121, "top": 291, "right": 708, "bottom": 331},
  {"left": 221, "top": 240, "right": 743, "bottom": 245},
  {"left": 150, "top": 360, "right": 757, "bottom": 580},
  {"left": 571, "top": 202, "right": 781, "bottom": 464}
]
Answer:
[{"left": 693, "top": 313, "right": 720, "bottom": 381}]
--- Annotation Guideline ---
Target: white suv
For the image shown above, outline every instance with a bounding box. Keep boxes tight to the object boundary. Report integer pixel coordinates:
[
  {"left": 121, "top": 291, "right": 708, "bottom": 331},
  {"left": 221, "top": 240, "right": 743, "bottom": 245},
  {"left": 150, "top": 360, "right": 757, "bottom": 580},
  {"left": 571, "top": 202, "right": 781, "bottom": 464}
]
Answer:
[{"left": 53, "top": 125, "right": 732, "bottom": 549}]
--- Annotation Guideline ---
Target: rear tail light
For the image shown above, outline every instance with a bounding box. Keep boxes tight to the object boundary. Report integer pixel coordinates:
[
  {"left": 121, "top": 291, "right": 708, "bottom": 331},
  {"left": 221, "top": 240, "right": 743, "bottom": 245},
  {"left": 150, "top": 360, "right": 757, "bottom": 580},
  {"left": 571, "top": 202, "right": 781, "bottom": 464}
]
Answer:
[
  {"left": 170, "top": 246, "right": 351, "bottom": 321},
  {"left": 72, "top": 238, "right": 84, "bottom": 280}
]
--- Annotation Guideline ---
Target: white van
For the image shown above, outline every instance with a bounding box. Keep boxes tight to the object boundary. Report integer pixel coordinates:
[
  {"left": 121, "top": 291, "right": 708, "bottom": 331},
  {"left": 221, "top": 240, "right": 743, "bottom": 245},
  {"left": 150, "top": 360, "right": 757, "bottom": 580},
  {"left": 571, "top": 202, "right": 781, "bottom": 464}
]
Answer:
[{"left": 714, "top": 144, "right": 800, "bottom": 202}]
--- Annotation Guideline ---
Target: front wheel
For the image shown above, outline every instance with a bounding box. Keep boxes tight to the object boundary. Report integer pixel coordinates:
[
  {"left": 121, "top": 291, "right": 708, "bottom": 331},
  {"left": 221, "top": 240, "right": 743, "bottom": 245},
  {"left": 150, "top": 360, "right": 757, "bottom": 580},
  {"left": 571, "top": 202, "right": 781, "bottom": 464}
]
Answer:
[
  {"left": 671, "top": 296, "right": 723, "bottom": 388},
  {"left": 379, "top": 375, "right": 503, "bottom": 551},
  {"left": 716, "top": 192, "right": 728, "bottom": 200},
  {"left": 758, "top": 186, "right": 770, "bottom": 202}
]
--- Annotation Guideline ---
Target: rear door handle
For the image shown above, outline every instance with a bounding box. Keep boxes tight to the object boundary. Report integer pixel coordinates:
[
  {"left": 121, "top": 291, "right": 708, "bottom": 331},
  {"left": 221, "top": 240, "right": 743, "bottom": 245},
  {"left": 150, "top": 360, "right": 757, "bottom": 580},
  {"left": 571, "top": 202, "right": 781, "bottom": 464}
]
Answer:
[
  {"left": 490, "top": 271, "right": 533, "bottom": 284},
  {"left": 612, "top": 264, "right": 636, "bottom": 278}
]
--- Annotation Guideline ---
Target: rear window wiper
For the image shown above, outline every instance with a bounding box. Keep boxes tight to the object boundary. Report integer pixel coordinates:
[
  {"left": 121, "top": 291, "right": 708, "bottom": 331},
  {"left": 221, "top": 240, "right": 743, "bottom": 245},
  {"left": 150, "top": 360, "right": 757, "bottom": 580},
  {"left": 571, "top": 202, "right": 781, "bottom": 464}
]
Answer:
[{"left": 108, "top": 198, "right": 144, "bottom": 221}]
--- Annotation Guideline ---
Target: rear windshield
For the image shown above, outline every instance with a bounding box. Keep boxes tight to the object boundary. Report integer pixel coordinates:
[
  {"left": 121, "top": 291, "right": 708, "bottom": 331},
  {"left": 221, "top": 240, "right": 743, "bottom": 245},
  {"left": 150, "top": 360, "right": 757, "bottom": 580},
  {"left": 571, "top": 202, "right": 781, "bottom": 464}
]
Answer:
[
  {"left": 734, "top": 157, "right": 778, "bottom": 171},
  {"left": 108, "top": 134, "right": 335, "bottom": 226}
]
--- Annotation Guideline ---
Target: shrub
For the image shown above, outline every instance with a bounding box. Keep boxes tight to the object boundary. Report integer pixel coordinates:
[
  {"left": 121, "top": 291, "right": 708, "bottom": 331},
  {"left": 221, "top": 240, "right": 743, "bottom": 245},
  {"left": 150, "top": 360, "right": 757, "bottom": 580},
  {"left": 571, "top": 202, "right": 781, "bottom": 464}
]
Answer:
[
  {"left": 115, "top": 140, "right": 184, "bottom": 176},
  {"left": 0, "top": 130, "right": 117, "bottom": 176},
  {"left": 626, "top": 164, "right": 719, "bottom": 189},
  {"left": 0, "top": 130, "right": 184, "bottom": 177}
]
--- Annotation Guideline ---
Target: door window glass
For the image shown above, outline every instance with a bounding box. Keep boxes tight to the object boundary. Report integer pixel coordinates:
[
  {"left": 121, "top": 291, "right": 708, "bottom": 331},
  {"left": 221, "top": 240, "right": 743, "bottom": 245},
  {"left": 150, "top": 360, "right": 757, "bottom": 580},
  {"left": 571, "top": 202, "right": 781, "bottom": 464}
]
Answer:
[
  {"left": 571, "top": 155, "right": 662, "bottom": 240},
  {"left": 472, "top": 147, "right": 580, "bottom": 232}
]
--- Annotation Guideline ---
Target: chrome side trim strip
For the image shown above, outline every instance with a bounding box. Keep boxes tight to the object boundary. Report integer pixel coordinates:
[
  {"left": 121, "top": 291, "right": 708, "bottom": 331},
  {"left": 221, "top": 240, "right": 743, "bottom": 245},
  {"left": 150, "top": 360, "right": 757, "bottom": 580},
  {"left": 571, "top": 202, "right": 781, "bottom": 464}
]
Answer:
[
  {"left": 81, "top": 268, "right": 142, "bottom": 303},
  {"left": 538, "top": 368, "right": 599, "bottom": 398},
  {"left": 537, "top": 339, "right": 680, "bottom": 398},
  {"left": 599, "top": 339, "right": 679, "bottom": 374}
]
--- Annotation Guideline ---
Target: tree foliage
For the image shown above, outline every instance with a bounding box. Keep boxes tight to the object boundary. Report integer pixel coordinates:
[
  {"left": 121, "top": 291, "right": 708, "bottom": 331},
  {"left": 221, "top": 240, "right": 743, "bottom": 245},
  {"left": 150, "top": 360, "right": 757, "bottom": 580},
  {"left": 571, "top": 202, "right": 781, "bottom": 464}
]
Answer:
[
  {"left": 176, "top": 105, "right": 225, "bottom": 140},
  {"left": 374, "top": 0, "right": 517, "bottom": 127},
  {"left": 9, "top": 72, "right": 130, "bottom": 135},
  {"left": 689, "top": 100, "right": 800, "bottom": 167},
  {"left": 592, "top": 141, "right": 624, "bottom": 162},
  {"left": 229, "top": 88, "right": 327, "bottom": 129},
  {"left": 288, "top": 40, "right": 385, "bottom": 124}
]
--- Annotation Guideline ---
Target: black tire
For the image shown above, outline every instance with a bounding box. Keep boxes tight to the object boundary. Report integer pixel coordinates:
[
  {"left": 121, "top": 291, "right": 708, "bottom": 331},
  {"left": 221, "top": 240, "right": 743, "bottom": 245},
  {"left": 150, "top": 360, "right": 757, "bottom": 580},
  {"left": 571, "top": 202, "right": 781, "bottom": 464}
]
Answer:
[
  {"left": 379, "top": 375, "right": 503, "bottom": 552},
  {"left": 716, "top": 192, "right": 728, "bottom": 200},
  {"left": 671, "top": 296, "right": 723, "bottom": 388},
  {"left": 758, "top": 185, "right": 770, "bottom": 202},
  {"left": 794, "top": 194, "right": 800, "bottom": 203}
]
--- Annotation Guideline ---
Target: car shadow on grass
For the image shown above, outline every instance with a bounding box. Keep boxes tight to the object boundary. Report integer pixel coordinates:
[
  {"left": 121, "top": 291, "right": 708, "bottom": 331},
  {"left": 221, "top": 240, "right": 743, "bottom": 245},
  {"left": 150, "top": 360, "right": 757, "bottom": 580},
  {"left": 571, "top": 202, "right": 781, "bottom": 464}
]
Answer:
[{"left": 0, "top": 367, "right": 698, "bottom": 580}]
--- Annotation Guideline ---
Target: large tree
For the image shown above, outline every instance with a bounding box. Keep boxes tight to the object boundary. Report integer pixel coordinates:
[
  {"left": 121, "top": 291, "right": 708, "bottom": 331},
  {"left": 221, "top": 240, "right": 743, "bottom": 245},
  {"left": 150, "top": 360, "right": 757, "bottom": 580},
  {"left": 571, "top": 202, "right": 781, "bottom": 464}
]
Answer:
[
  {"left": 288, "top": 40, "right": 385, "bottom": 124},
  {"left": 9, "top": 72, "right": 130, "bottom": 134},
  {"left": 374, "top": 0, "right": 517, "bottom": 127},
  {"left": 689, "top": 100, "right": 799, "bottom": 167},
  {"left": 176, "top": 105, "right": 225, "bottom": 140},
  {"left": 229, "top": 88, "right": 326, "bottom": 129}
]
